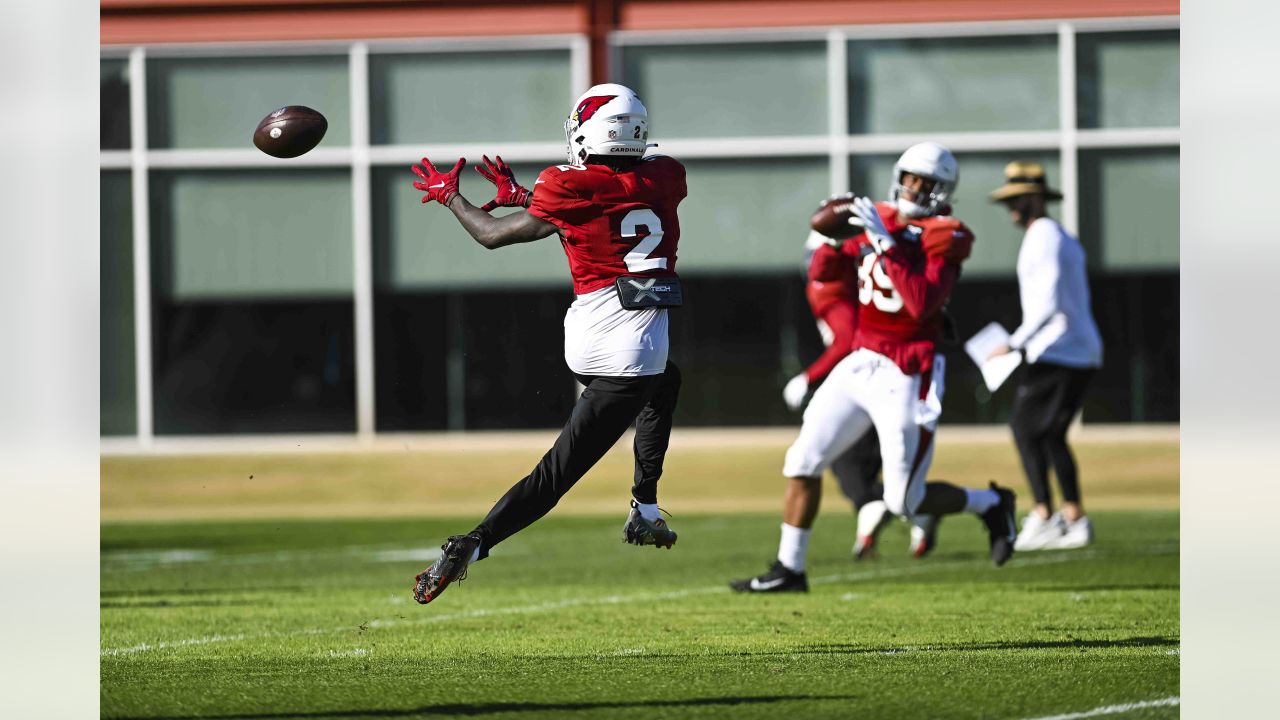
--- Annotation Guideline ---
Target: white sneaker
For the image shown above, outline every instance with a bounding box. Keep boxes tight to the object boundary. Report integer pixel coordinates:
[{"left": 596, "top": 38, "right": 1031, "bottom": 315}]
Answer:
[
  {"left": 1013, "top": 512, "right": 1065, "bottom": 551},
  {"left": 1045, "top": 515, "right": 1093, "bottom": 549},
  {"left": 852, "top": 500, "right": 891, "bottom": 560}
]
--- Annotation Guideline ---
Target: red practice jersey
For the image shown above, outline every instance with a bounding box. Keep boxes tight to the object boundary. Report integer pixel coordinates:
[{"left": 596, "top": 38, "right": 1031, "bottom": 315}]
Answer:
[
  {"left": 803, "top": 266, "right": 858, "bottom": 385},
  {"left": 527, "top": 155, "right": 686, "bottom": 295},
  {"left": 809, "top": 201, "right": 974, "bottom": 375}
]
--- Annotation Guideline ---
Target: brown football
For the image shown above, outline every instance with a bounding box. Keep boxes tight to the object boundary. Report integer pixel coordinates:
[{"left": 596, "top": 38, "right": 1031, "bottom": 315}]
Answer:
[
  {"left": 809, "top": 195, "right": 864, "bottom": 239},
  {"left": 252, "top": 105, "right": 328, "bottom": 158}
]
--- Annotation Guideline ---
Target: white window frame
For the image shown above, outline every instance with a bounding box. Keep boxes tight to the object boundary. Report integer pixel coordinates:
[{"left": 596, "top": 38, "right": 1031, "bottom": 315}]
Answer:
[{"left": 99, "top": 35, "right": 588, "bottom": 450}]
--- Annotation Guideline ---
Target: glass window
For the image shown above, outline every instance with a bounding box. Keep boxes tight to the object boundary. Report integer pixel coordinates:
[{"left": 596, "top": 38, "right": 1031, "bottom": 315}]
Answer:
[
  {"left": 622, "top": 43, "right": 828, "bottom": 138},
  {"left": 150, "top": 170, "right": 354, "bottom": 300},
  {"left": 849, "top": 151, "right": 1059, "bottom": 276},
  {"left": 151, "top": 299, "right": 356, "bottom": 434},
  {"left": 101, "top": 171, "right": 135, "bottom": 435},
  {"left": 677, "top": 157, "right": 829, "bottom": 273},
  {"left": 102, "top": 59, "right": 130, "bottom": 150},
  {"left": 1078, "top": 31, "right": 1179, "bottom": 129},
  {"left": 147, "top": 56, "right": 349, "bottom": 149},
  {"left": 847, "top": 36, "right": 1058, "bottom": 134},
  {"left": 370, "top": 51, "right": 571, "bottom": 145},
  {"left": 373, "top": 162, "right": 569, "bottom": 290},
  {"left": 1079, "top": 149, "right": 1179, "bottom": 270}
]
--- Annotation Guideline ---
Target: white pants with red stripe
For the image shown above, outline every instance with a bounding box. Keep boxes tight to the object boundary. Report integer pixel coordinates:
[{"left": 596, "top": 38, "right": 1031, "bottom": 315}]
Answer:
[{"left": 782, "top": 349, "right": 944, "bottom": 518}]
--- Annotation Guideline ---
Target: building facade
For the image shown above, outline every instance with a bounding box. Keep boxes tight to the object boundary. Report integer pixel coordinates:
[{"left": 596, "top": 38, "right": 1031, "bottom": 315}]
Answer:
[{"left": 101, "top": 0, "right": 1180, "bottom": 443}]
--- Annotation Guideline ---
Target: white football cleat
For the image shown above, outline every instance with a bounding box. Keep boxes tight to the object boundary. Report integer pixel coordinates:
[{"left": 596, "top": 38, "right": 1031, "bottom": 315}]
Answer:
[
  {"left": 1045, "top": 515, "right": 1093, "bottom": 549},
  {"left": 852, "top": 500, "right": 891, "bottom": 560},
  {"left": 1013, "top": 512, "right": 1065, "bottom": 551},
  {"left": 908, "top": 514, "right": 939, "bottom": 558}
]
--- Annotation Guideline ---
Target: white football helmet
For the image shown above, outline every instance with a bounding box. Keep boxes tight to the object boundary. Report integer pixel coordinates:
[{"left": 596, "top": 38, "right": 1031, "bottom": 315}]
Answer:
[
  {"left": 889, "top": 141, "right": 959, "bottom": 218},
  {"left": 564, "top": 83, "right": 650, "bottom": 164}
]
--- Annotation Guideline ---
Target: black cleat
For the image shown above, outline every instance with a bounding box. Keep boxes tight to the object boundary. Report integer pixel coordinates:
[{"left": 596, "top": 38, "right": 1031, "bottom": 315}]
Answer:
[
  {"left": 979, "top": 483, "right": 1018, "bottom": 567},
  {"left": 622, "top": 501, "right": 678, "bottom": 548},
  {"left": 412, "top": 532, "right": 482, "bottom": 605},
  {"left": 729, "top": 560, "right": 809, "bottom": 593},
  {"left": 909, "top": 514, "right": 940, "bottom": 559}
]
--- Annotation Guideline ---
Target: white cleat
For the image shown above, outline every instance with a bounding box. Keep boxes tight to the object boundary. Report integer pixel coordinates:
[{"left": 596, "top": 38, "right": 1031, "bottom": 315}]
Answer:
[
  {"left": 1013, "top": 512, "right": 1066, "bottom": 551},
  {"left": 908, "top": 514, "right": 939, "bottom": 558},
  {"left": 1045, "top": 515, "right": 1093, "bottom": 549},
  {"left": 853, "top": 500, "right": 891, "bottom": 560}
]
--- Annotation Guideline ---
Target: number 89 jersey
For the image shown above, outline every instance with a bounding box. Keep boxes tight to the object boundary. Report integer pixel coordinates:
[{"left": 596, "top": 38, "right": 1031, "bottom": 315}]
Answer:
[{"left": 527, "top": 155, "right": 686, "bottom": 295}]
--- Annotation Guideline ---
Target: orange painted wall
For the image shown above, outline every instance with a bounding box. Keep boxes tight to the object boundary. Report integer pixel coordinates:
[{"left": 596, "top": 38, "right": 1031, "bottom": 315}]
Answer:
[{"left": 100, "top": 0, "right": 1178, "bottom": 45}]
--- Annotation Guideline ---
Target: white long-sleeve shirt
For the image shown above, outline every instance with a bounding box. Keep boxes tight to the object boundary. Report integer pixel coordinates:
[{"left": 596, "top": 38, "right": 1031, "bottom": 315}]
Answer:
[{"left": 1008, "top": 217, "right": 1103, "bottom": 368}]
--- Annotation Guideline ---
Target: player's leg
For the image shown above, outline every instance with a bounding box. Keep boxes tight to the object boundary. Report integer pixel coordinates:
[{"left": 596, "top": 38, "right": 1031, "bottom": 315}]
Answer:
[
  {"left": 625, "top": 360, "right": 682, "bottom": 547},
  {"left": 831, "top": 429, "right": 892, "bottom": 561},
  {"left": 869, "top": 362, "right": 1016, "bottom": 567},
  {"left": 1009, "top": 364, "right": 1070, "bottom": 550},
  {"left": 1041, "top": 367, "right": 1096, "bottom": 549},
  {"left": 413, "top": 373, "right": 655, "bottom": 604},
  {"left": 731, "top": 358, "right": 872, "bottom": 592}
]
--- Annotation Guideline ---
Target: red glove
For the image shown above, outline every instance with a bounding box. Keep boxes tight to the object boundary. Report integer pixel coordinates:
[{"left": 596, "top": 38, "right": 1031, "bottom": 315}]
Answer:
[
  {"left": 474, "top": 154, "right": 531, "bottom": 211},
  {"left": 412, "top": 157, "right": 466, "bottom": 206}
]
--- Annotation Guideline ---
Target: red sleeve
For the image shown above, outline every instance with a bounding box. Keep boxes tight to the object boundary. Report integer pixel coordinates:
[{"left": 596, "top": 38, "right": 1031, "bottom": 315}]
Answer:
[
  {"left": 646, "top": 155, "right": 688, "bottom": 203},
  {"left": 805, "top": 299, "right": 857, "bottom": 384},
  {"left": 527, "top": 167, "right": 595, "bottom": 227},
  {"left": 809, "top": 241, "right": 856, "bottom": 283},
  {"left": 878, "top": 249, "right": 961, "bottom": 321}
]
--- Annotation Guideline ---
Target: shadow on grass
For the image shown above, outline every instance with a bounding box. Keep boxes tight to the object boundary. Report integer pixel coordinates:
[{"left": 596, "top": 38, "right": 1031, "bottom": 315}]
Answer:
[{"left": 109, "top": 694, "right": 858, "bottom": 719}]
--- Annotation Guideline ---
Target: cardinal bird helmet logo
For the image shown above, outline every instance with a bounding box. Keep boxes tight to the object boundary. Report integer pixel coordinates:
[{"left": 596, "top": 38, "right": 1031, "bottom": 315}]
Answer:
[{"left": 570, "top": 95, "right": 617, "bottom": 129}]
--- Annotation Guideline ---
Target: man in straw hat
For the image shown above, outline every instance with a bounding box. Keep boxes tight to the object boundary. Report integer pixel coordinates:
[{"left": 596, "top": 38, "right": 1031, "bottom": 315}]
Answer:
[{"left": 987, "top": 161, "right": 1103, "bottom": 551}]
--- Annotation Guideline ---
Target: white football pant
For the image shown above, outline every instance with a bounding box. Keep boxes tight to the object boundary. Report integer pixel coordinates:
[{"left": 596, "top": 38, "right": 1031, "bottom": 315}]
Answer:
[{"left": 783, "top": 349, "right": 943, "bottom": 518}]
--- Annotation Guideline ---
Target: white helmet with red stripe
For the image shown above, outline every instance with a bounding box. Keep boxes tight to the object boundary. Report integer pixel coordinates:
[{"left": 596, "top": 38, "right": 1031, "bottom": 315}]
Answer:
[
  {"left": 564, "top": 83, "right": 650, "bottom": 164},
  {"left": 889, "top": 141, "right": 959, "bottom": 218}
]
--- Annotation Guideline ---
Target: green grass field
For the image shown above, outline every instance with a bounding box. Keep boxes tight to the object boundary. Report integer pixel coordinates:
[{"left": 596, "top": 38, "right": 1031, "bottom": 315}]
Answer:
[
  {"left": 102, "top": 513, "right": 1178, "bottom": 719},
  {"left": 102, "top": 434, "right": 1178, "bottom": 719}
]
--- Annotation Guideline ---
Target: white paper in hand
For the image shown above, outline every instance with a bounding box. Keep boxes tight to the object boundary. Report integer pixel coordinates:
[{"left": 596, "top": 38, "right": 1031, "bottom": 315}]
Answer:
[{"left": 964, "top": 322, "right": 1021, "bottom": 391}]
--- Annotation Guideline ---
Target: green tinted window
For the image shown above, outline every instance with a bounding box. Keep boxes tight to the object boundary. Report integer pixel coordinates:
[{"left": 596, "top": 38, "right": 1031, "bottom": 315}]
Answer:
[
  {"left": 622, "top": 43, "right": 827, "bottom": 138},
  {"left": 1078, "top": 31, "right": 1179, "bottom": 128},
  {"left": 147, "top": 56, "right": 349, "bottom": 149},
  {"left": 374, "top": 162, "right": 569, "bottom": 290},
  {"left": 102, "top": 59, "right": 130, "bottom": 150},
  {"left": 370, "top": 51, "right": 571, "bottom": 145},
  {"left": 101, "top": 171, "right": 136, "bottom": 435},
  {"left": 678, "top": 157, "right": 829, "bottom": 272},
  {"left": 849, "top": 151, "right": 1060, "bottom": 276},
  {"left": 848, "top": 36, "right": 1058, "bottom": 134},
  {"left": 1079, "top": 149, "right": 1179, "bottom": 269},
  {"left": 151, "top": 170, "right": 353, "bottom": 300}
]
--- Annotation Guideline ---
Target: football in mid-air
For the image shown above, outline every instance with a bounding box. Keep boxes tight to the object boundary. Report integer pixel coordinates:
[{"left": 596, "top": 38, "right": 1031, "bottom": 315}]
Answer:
[
  {"left": 809, "top": 194, "right": 864, "bottom": 239},
  {"left": 253, "top": 105, "right": 328, "bottom": 158}
]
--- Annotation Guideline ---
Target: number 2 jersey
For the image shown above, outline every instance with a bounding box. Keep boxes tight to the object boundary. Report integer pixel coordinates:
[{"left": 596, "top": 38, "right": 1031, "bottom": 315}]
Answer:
[
  {"left": 527, "top": 155, "right": 687, "bottom": 377},
  {"left": 809, "top": 201, "right": 974, "bottom": 376}
]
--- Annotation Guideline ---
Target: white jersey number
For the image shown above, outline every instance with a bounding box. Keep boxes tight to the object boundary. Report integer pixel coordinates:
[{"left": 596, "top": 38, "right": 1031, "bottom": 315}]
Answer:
[
  {"left": 857, "top": 252, "right": 904, "bottom": 313},
  {"left": 620, "top": 208, "right": 668, "bottom": 272}
]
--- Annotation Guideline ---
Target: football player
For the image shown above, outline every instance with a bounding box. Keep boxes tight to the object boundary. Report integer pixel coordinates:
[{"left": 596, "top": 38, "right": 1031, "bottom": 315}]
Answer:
[
  {"left": 732, "top": 142, "right": 1018, "bottom": 593},
  {"left": 787, "top": 223, "right": 942, "bottom": 560},
  {"left": 409, "top": 83, "right": 686, "bottom": 605}
]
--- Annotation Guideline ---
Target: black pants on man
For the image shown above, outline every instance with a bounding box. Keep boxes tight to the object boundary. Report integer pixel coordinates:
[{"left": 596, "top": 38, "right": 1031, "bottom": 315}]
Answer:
[
  {"left": 472, "top": 361, "right": 682, "bottom": 559},
  {"left": 831, "top": 428, "right": 884, "bottom": 509},
  {"left": 1009, "top": 362, "right": 1095, "bottom": 508}
]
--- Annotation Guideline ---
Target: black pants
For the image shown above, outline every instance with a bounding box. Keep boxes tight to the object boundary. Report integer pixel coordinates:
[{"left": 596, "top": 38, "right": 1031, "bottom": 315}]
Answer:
[
  {"left": 1009, "top": 362, "right": 1095, "bottom": 508},
  {"left": 831, "top": 428, "right": 884, "bottom": 509},
  {"left": 472, "top": 361, "right": 682, "bottom": 559}
]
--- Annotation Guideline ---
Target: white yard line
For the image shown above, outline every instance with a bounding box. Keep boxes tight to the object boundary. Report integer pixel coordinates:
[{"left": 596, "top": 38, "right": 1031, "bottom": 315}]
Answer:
[
  {"left": 101, "top": 545, "right": 1175, "bottom": 658},
  {"left": 1019, "top": 696, "right": 1180, "bottom": 720}
]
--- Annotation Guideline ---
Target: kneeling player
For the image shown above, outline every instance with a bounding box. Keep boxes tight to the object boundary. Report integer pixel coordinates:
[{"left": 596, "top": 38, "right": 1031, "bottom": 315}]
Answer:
[
  {"left": 409, "top": 84, "right": 686, "bottom": 604},
  {"left": 732, "top": 143, "right": 1018, "bottom": 593}
]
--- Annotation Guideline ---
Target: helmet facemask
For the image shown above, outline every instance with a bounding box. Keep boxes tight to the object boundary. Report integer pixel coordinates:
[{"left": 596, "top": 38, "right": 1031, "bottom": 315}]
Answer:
[
  {"left": 887, "top": 141, "right": 959, "bottom": 218},
  {"left": 891, "top": 171, "right": 955, "bottom": 219}
]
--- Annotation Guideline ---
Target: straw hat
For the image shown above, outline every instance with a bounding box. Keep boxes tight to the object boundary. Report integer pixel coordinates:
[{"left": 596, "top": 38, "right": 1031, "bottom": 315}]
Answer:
[{"left": 989, "top": 161, "right": 1063, "bottom": 201}]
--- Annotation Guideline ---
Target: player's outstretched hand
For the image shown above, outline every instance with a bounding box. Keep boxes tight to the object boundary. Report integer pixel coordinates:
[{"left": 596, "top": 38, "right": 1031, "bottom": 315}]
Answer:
[
  {"left": 475, "top": 155, "right": 532, "bottom": 211},
  {"left": 412, "top": 157, "right": 466, "bottom": 206},
  {"left": 852, "top": 196, "right": 895, "bottom": 254}
]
